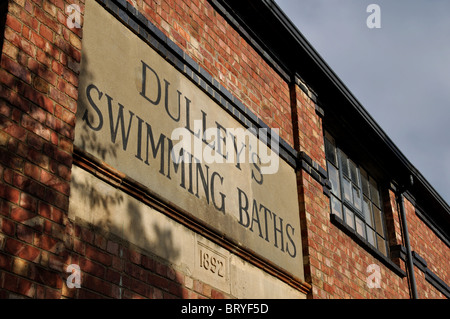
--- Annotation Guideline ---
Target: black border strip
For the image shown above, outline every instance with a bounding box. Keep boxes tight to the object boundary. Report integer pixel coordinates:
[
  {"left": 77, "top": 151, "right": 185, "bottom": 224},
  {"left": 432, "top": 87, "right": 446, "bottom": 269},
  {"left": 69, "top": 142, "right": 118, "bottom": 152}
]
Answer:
[
  {"left": 96, "top": 0, "right": 298, "bottom": 169},
  {"left": 412, "top": 251, "right": 450, "bottom": 298}
]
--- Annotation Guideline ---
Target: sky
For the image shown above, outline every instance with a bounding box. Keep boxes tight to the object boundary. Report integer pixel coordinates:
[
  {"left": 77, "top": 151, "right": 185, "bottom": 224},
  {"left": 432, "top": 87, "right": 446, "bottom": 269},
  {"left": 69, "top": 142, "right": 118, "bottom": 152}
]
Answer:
[{"left": 275, "top": 0, "right": 450, "bottom": 205}]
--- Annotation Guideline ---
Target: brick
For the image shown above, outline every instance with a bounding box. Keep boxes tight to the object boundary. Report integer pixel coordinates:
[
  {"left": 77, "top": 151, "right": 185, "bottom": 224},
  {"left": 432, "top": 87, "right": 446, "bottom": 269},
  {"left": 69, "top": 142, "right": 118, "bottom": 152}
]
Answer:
[
  {"left": 62, "top": 280, "right": 78, "bottom": 298},
  {"left": 24, "top": 148, "right": 49, "bottom": 171},
  {"left": 0, "top": 68, "right": 17, "bottom": 92},
  {"left": 73, "top": 238, "right": 85, "bottom": 255},
  {"left": 3, "top": 273, "right": 19, "bottom": 292},
  {"left": 0, "top": 184, "right": 21, "bottom": 204},
  {"left": 58, "top": 136, "right": 73, "bottom": 154},
  {"left": 30, "top": 264, "right": 62, "bottom": 288},
  {"left": 26, "top": 133, "right": 45, "bottom": 151},
  {"left": 79, "top": 257, "right": 105, "bottom": 278},
  {"left": 0, "top": 252, "right": 13, "bottom": 271},
  {"left": 6, "top": 14, "right": 23, "bottom": 34},
  {"left": 16, "top": 224, "right": 34, "bottom": 243},
  {"left": 82, "top": 274, "right": 113, "bottom": 298},
  {"left": 125, "top": 262, "right": 146, "bottom": 281},
  {"left": 141, "top": 255, "right": 155, "bottom": 271},
  {"left": 34, "top": 6, "right": 60, "bottom": 33},
  {"left": 4, "top": 22, "right": 21, "bottom": 46},
  {"left": 1, "top": 55, "right": 31, "bottom": 84},
  {"left": 130, "top": 277, "right": 151, "bottom": 298},
  {"left": 105, "top": 268, "right": 121, "bottom": 285},
  {"left": 35, "top": 233, "right": 61, "bottom": 253},
  {"left": 40, "top": 169, "right": 69, "bottom": 195},
  {"left": 12, "top": 257, "right": 30, "bottom": 276},
  {"left": 0, "top": 117, "right": 27, "bottom": 141},
  {"left": 85, "top": 245, "right": 112, "bottom": 266},
  {"left": 21, "top": 114, "right": 51, "bottom": 141},
  {"left": 155, "top": 261, "right": 168, "bottom": 277},
  {"left": 69, "top": 32, "right": 81, "bottom": 50},
  {"left": 0, "top": 200, "right": 12, "bottom": 217},
  {"left": 80, "top": 228, "right": 94, "bottom": 244},
  {"left": 147, "top": 273, "right": 169, "bottom": 291},
  {"left": 19, "top": 179, "right": 46, "bottom": 200},
  {"left": 49, "top": 160, "right": 71, "bottom": 181},
  {"left": 29, "top": 30, "right": 46, "bottom": 51},
  {"left": 5, "top": 238, "right": 40, "bottom": 262},
  {"left": 44, "top": 287, "right": 61, "bottom": 299},
  {"left": 43, "top": 1, "right": 57, "bottom": 17},
  {"left": 43, "top": 41, "right": 60, "bottom": 61},
  {"left": 50, "top": 207, "right": 64, "bottom": 225},
  {"left": 51, "top": 60, "right": 64, "bottom": 76},
  {"left": 3, "top": 40, "right": 19, "bottom": 60},
  {"left": 78, "top": 288, "right": 104, "bottom": 299},
  {"left": 128, "top": 249, "right": 141, "bottom": 265},
  {"left": 43, "top": 188, "right": 69, "bottom": 210},
  {"left": 39, "top": 24, "right": 53, "bottom": 42},
  {"left": 19, "top": 7, "right": 39, "bottom": 29},
  {"left": 106, "top": 240, "right": 119, "bottom": 256},
  {"left": 211, "top": 289, "right": 225, "bottom": 299}
]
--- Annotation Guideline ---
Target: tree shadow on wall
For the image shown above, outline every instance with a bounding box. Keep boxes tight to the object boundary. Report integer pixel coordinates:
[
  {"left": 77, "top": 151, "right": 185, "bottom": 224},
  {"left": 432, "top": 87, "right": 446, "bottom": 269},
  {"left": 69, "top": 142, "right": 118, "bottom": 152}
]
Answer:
[
  {"left": 69, "top": 166, "right": 183, "bottom": 299},
  {"left": 68, "top": 53, "right": 183, "bottom": 299}
]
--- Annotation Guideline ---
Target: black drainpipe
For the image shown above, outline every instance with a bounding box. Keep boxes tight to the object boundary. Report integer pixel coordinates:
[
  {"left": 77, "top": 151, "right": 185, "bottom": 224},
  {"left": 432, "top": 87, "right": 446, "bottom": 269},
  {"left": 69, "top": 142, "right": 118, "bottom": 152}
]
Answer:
[{"left": 397, "top": 188, "right": 418, "bottom": 299}]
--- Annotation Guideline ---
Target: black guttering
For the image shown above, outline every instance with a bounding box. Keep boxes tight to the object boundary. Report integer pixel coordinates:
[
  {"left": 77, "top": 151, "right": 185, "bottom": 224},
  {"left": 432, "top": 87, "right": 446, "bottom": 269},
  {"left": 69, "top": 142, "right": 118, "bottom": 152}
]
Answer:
[
  {"left": 212, "top": 0, "right": 449, "bottom": 232},
  {"left": 397, "top": 190, "right": 418, "bottom": 299}
]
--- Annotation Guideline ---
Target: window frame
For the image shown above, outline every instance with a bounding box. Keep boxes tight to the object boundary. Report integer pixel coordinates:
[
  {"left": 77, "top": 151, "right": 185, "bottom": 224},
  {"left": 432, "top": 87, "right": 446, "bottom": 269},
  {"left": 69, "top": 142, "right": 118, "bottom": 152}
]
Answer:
[{"left": 325, "top": 132, "right": 389, "bottom": 257}]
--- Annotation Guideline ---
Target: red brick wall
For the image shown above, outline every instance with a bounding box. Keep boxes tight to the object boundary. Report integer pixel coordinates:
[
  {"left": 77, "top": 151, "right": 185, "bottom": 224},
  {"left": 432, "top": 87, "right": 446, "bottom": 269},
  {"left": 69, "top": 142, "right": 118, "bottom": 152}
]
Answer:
[
  {"left": 291, "top": 81, "right": 325, "bottom": 168},
  {"left": 61, "top": 222, "right": 232, "bottom": 299},
  {"left": 403, "top": 199, "right": 449, "bottom": 299},
  {"left": 296, "top": 159, "right": 411, "bottom": 299},
  {"left": 0, "top": 0, "right": 84, "bottom": 298},
  {"left": 293, "top": 80, "right": 412, "bottom": 299},
  {"left": 0, "top": 0, "right": 448, "bottom": 299}
]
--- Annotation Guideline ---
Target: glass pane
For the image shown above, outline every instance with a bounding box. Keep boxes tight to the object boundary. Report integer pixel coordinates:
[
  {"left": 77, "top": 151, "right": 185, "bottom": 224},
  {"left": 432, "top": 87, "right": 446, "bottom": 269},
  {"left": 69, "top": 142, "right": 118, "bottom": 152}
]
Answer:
[
  {"left": 363, "top": 196, "right": 373, "bottom": 227},
  {"left": 355, "top": 216, "right": 365, "bottom": 238},
  {"left": 366, "top": 226, "right": 376, "bottom": 247},
  {"left": 352, "top": 186, "right": 362, "bottom": 211},
  {"left": 330, "top": 195, "right": 342, "bottom": 219},
  {"left": 340, "top": 151, "right": 350, "bottom": 177},
  {"left": 343, "top": 177, "right": 352, "bottom": 203},
  {"left": 327, "top": 162, "right": 341, "bottom": 198},
  {"left": 349, "top": 160, "right": 359, "bottom": 186},
  {"left": 360, "top": 168, "right": 370, "bottom": 197},
  {"left": 373, "top": 205, "right": 384, "bottom": 236},
  {"left": 325, "top": 137, "right": 337, "bottom": 166},
  {"left": 369, "top": 176, "right": 381, "bottom": 208},
  {"left": 377, "top": 235, "right": 387, "bottom": 256},
  {"left": 344, "top": 206, "right": 354, "bottom": 229}
]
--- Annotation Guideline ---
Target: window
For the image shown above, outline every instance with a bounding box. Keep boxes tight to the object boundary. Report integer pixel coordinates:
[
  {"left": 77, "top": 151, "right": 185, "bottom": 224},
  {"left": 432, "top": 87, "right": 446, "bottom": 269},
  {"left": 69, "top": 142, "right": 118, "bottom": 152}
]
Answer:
[{"left": 325, "top": 131, "right": 388, "bottom": 256}]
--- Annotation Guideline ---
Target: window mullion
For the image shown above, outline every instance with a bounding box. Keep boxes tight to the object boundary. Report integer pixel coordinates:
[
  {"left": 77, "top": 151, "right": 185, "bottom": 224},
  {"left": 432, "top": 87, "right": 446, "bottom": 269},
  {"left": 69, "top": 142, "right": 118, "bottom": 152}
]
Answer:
[
  {"left": 337, "top": 148, "right": 346, "bottom": 221},
  {"left": 355, "top": 164, "right": 365, "bottom": 218}
]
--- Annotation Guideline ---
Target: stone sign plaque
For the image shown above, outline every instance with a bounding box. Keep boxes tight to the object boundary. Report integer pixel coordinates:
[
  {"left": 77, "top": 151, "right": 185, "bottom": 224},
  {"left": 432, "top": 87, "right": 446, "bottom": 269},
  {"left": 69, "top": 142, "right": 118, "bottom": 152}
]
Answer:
[{"left": 73, "top": 0, "right": 304, "bottom": 281}]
